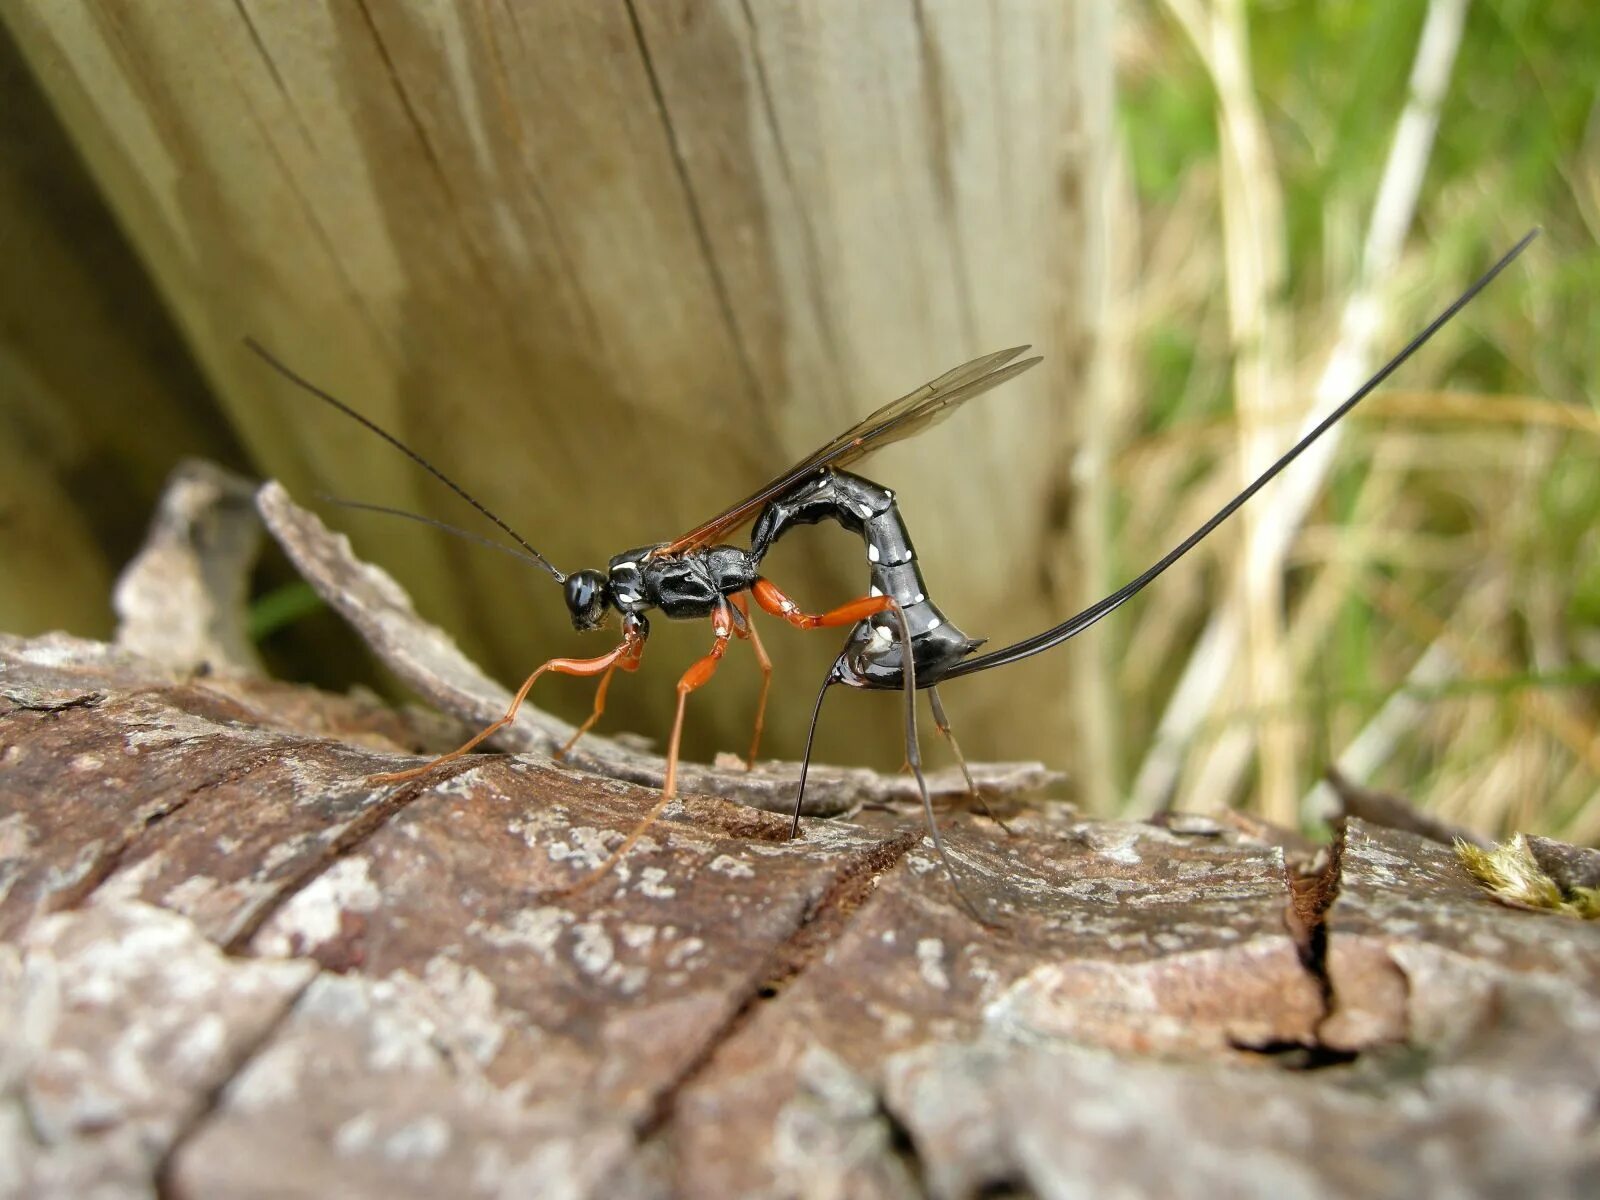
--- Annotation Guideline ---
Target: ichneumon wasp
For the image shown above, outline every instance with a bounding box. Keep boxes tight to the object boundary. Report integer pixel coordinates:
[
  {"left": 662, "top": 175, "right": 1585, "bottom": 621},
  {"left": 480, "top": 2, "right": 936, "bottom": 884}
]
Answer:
[
  {"left": 248, "top": 229, "right": 1535, "bottom": 916},
  {"left": 245, "top": 338, "right": 1039, "bottom": 902}
]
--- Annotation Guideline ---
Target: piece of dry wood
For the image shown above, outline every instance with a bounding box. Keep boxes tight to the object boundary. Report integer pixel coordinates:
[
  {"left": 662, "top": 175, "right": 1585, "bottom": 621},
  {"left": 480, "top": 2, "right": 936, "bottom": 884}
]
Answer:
[
  {"left": 1323, "top": 765, "right": 1489, "bottom": 849},
  {"left": 113, "top": 461, "right": 265, "bottom": 677},
  {"left": 4, "top": 632, "right": 1599, "bottom": 1198}
]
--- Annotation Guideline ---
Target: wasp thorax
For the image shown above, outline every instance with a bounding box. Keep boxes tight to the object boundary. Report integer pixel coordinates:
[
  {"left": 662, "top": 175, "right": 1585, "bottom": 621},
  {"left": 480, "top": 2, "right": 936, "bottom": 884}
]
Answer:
[{"left": 563, "top": 569, "right": 611, "bottom": 631}]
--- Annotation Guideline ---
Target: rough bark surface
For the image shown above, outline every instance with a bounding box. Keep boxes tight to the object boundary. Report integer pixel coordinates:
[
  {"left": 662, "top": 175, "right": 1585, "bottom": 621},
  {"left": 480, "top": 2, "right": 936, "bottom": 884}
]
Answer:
[
  {"left": 5, "top": 470, "right": 1599, "bottom": 1197},
  {"left": 4, "top": 632, "right": 1599, "bottom": 1199}
]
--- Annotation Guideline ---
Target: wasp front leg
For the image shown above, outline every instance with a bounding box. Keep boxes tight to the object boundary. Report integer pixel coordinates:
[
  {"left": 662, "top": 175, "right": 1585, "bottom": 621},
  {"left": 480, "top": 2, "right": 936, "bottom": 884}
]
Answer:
[
  {"left": 557, "top": 612, "right": 649, "bottom": 758},
  {"left": 372, "top": 613, "right": 649, "bottom": 785}
]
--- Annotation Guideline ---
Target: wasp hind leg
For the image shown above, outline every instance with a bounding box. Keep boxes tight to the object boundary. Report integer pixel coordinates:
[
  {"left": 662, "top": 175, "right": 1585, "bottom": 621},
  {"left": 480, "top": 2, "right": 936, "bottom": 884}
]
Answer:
[
  {"left": 885, "top": 608, "right": 988, "bottom": 925},
  {"left": 928, "top": 686, "right": 1014, "bottom": 835},
  {"left": 750, "top": 577, "right": 893, "bottom": 631},
  {"left": 768, "top": 587, "right": 990, "bottom": 924}
]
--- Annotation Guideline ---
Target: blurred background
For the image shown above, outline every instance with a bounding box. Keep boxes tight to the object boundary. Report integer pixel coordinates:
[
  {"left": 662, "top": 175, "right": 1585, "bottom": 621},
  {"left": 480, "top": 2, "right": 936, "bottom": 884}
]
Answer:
[{"left": 0, "top": 1, "right": 1594, "bottom": 840}]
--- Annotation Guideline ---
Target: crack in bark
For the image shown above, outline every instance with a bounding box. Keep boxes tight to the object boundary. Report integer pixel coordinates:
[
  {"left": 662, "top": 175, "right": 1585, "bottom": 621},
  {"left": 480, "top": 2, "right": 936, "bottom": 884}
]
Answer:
[
  {"left": 4, "top": 690, "right": 107, "bottom": 715},
  {"left": 1237, "top": 823, "right": 1355, "bottom": 1070},
  {"left": 1303, "top": 821, "right": 1356, "bottom": 1057},
  {"left": 1293, "top": 824, "right": 1344, "bottom": 1018},
  {"left": 638, "top": 829, "right": 922, "bottom": 1142},
  {"left": 151, "top": 970, "right": 317, "bottom": 1200},
  {"left": 750, "top": 829, "right": 923, "bottom": 1003},
  {"left": 878, "top": 1091, "right": 934, "bottom": 1198},
  {"left": 221, "top": 761, "right": 481, "bottom": 956},
  {"left": 51, "top": 742, "right": 311, "bottom": 919}
]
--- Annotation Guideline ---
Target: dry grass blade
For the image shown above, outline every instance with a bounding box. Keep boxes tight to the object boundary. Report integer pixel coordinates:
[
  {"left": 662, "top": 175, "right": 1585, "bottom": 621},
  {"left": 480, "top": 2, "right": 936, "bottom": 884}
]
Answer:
[
  {"left": 1457, "top": 835, "right": 1600, "bottom": 918},
  {"left": 1130, "top": 0, "right": 1473, "bottom": 820}
]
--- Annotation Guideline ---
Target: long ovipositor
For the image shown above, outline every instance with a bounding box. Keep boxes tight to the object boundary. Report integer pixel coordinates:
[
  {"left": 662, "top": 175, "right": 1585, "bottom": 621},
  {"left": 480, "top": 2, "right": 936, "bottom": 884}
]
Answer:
[{"left": 783, "top": 230, "right": 1540, "bottom": 865}]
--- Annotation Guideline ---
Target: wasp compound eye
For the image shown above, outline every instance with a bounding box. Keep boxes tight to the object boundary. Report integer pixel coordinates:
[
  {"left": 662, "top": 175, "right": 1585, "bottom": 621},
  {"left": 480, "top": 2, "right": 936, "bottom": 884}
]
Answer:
[{"left": 563, "top": 570, "right": 610, "bottom": 631}]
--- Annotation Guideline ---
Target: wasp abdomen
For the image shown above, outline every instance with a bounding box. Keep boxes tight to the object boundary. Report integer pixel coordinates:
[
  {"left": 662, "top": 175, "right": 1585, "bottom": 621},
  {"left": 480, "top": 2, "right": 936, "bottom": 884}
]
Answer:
[{"left": 749, "top": 469, "right": 981, "bottom": 686}]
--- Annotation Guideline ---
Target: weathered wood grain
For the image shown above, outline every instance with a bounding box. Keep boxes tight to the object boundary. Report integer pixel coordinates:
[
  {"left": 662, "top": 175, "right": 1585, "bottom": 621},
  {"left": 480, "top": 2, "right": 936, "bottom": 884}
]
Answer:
[
  {"left": 1, "top": 1, "right": 1109, "bottom": 771},
  {"left": 0, "top": 24, "right": 244, "bottom": 640}
]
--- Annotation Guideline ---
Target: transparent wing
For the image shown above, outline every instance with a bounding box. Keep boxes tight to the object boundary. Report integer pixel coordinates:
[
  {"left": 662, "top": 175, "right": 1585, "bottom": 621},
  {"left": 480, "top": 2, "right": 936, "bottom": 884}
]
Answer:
[{"left": 656, "top": 346, "right": 1040, "bottom": 556}]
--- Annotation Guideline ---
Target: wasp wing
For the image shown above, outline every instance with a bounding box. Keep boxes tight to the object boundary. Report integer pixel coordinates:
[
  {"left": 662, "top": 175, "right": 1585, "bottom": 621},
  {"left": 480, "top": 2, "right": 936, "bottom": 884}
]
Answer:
[{"left": 656, "top": 346, "right": 1041, "bottom": 556}]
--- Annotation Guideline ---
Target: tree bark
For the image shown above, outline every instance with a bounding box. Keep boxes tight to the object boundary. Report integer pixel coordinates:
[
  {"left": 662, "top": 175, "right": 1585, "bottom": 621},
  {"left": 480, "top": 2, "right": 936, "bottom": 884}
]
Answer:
[{"left": 3, "top": 625, "right": 1598, "bottom": 1198}]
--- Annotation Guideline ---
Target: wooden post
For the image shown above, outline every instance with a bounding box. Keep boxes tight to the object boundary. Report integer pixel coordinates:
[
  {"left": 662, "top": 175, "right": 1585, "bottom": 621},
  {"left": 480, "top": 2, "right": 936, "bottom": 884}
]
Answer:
[{"left": 1, "top": 2, "right": 1109, "bottom": 770}]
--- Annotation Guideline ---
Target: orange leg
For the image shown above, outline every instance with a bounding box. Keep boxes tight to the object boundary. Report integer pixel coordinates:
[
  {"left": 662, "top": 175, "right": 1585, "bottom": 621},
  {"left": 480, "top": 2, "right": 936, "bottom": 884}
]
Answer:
[
  {"left": 750, "top": 576, "right": 897, "bottom": 767},
  {"left": 556, "top": 632, "right": 646, "bottom": 758},
  {"left": 751, "top": 577, "right": 893, "bottom": 630},
  {"left": 370, "top": 631, "right": 645, "bottom": 785},
  {"left": 754, "top": 574, "right": 899, "bottom": 763},
  {"left": 749, "top": 576, "right": 896, "bottom": 768},
  {"left": 729, "top": 593, "right": 772, "bottom": 768},
  {"left": 554, "top": 602, "right": 734, "bottom": 896}
]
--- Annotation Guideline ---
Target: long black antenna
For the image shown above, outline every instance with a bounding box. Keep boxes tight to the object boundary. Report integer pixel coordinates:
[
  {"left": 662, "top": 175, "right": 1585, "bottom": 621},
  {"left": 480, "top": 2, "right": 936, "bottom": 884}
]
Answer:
[
  {"left": 943, "top": 229, "right": 1539, "bottom": 679},
  {"left": 245, "top": 338, "right": 566, "bottom": 583},
  {"left": 318, "top": 496, "right": 561, "bottom": 572}
]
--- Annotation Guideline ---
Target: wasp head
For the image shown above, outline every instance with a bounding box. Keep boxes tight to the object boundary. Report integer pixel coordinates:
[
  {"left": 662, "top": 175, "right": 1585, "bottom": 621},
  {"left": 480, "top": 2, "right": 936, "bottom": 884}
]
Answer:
[{"left": 562, "top": 569, "right": 612, "bottom": 631}]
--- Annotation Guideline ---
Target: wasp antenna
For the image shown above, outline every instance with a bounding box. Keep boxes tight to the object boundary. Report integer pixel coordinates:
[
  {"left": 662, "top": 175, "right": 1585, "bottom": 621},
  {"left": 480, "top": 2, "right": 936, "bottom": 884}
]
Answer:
[
  {"left": 944, "top": 229, "right": 1539, "bottom": 679},
  {"left": 317, "top": 495, "right": 564, "bottom": 573},
  {"left": 245, "top": 338, "right": 566, "bottom": 583}
]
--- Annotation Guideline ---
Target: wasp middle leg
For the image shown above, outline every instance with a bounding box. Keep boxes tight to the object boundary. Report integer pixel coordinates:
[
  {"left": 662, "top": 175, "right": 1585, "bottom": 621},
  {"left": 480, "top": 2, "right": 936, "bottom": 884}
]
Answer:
[
  {"left": 728, "top": 592, "right": 772, "bottom": 769},
  {"left": 553, "top": 599, "right": 735, "bottom": 896}
]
